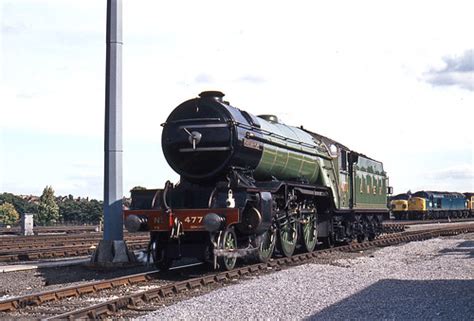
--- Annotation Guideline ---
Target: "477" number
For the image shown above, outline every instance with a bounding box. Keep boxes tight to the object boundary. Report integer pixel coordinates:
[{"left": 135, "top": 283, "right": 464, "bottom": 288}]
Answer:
[{"left": 184, "top": 216, "right": 203, "bottom": 224}]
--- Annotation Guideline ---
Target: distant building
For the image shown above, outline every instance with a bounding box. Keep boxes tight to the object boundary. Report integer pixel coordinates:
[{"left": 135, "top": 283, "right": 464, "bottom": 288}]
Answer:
[{"left": 19, "top": 195, "right": 40, "bottom": 204}]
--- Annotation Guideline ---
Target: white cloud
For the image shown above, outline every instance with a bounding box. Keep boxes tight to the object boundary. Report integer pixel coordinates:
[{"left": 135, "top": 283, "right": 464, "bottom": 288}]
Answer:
[
  {"left": 428, "top": 164, "right": 474, "bottom": 181},
  {"left": 424, "top": 50, "right": 474, "bottom": 91}
]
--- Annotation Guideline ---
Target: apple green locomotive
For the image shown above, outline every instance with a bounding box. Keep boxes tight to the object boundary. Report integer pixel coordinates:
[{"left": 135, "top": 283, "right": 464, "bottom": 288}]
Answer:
[{"left": 124, "top": 91, "right": 391, "bottom": 270}]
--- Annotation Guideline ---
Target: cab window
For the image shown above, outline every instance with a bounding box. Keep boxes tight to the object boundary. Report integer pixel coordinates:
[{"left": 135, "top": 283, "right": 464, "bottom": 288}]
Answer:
[{"left": 340, "top": 150, "right": 347, "bottom": 172}]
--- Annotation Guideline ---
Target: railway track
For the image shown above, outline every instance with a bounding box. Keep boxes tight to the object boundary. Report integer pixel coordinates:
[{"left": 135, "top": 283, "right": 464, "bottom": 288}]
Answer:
[
  {"left": 384, "top": 217, "right": 474, "bottom": 226},
  {"left": 1, "top": 222, "right": 472, "bottom": 319},
  {"left": 0, "top": 241, "right": 148, "bottom": 263},
  {"left": 0, "top": 231, "right": 148, "bottom": 245},
  {"left": 381, "top": 217, "right": 474, "bottom": 233},
  {"left": 0, "top": 225, "right": 98, "bottom": 235},
  {"left": 0, "top": 234, "right": 149, "bottom": 263},
  {"left": 0, "top": 233, "right": 148, "bottom": 250}
]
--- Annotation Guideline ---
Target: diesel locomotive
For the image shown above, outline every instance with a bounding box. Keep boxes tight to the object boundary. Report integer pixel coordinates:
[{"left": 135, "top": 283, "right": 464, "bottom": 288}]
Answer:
[
  {"left": 124, "top": 91, "right": 391, "bottom": 270},
  {"left": 390, "top": 193, "right": 410, "bottom": 220},
  {"left": 466, "top": 193, "right": 474, "bottom": 215},
  {"left": 406, "top": 191, "right": 471, "bottom": 220}
]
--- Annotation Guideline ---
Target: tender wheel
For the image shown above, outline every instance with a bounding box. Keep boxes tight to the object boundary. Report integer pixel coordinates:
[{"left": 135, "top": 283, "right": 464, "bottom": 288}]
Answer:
[
  {"left": 256, "top": 229, "right": 276, "bottom": 263},
  {"left": 217, "top": 228, "right": 237, "bottom": 270},
  {"left": 301, "top": 213, "right": 317, "bottom": 252},
  {"left": 277, "top": 217, "right": 298, "bottom": 257}
]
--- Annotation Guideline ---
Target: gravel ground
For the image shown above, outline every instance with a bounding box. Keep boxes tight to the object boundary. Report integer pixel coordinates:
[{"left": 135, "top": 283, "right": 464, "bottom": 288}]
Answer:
[{"left": 139, "top": 233, "right": 474, "bottom": 320}]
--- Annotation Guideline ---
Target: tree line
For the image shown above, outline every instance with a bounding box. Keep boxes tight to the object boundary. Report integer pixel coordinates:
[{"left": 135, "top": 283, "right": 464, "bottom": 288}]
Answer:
[{"left": 0, "top": 186, "right": 104, "bottom": 226}]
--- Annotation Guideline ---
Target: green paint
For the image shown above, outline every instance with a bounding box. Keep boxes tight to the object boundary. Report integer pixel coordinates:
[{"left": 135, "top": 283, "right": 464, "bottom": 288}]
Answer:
[
  {"left": 250, "top": 117, "right": 387, "bottom": 212},
  {"left": 353, "top": 158, "right": 388, "bottom": 210},
  {"left": 278, "top": 219, "right": 298, "bottom": 257},
  {"left": 255, "top": 143, "right": 320, "bottom": 183},
  {"left": 257, "top": 229, "right": 276, "bottom": 262},
  {"left": 302, "top": 213, "right": 317, "bottom": 252}
]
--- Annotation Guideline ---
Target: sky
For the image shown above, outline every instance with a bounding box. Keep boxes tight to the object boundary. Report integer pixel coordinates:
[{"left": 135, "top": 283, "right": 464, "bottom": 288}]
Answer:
[{"left": 0, "top": 0, "right": 473, "bottom": 199}]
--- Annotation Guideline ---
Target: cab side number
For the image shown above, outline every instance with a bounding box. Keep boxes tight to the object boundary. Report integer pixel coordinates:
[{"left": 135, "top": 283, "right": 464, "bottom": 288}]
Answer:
[{"left": 184, "top": 216, "right": 203, "bottom": 224}]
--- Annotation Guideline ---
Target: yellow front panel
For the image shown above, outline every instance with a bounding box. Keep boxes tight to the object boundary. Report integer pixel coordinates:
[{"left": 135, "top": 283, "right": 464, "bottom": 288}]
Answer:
[
  {"left": 391, "top": 200, "right": 408, "bottom": 212},
  {"left": 408, "top": 197, "right": 426, "bottom": 211}
]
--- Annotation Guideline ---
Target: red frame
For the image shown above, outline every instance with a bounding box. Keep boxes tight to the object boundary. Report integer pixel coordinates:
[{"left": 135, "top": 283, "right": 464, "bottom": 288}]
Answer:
[{"left": 124, "top": 208, "right": 240, "bottom": 232}]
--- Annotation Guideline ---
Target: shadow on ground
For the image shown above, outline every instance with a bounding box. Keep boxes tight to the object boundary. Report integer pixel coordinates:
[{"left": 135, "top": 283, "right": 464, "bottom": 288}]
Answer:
[
  {"left": 36, "top": 257, "right": 205, "bottom": 286},
  {"left": 307, "top": 279, "right": 474, "bottom": 320},
  {"left": 36, "top": 264, "right": 156, "bottom": 286},
  {"left": 437, "top": 240, "right": 474, "bottom": 259}
]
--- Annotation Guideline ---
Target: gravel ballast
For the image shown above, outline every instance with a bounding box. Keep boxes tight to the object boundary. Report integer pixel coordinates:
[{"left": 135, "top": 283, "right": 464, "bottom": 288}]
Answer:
[{"left": 139, "top": 234, "right": 474, "bottom": 320}]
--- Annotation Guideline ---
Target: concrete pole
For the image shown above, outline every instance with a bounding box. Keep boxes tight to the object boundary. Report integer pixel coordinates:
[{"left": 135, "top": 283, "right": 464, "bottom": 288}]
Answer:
[
  {"left": 91, "top": 0, "right": 135, "bottom": 266},
  {"left": 104, "top": 0, "right": 123, "bottom": 241}
]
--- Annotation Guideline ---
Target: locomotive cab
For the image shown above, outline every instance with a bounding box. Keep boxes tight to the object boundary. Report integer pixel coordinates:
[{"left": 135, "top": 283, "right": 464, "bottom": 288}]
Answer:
[
  {"left": 408, "top": 197, "right": 426, "bottom": 219},
  {"left": 391, "top": 200, "right": 409, "bottom": 219}
]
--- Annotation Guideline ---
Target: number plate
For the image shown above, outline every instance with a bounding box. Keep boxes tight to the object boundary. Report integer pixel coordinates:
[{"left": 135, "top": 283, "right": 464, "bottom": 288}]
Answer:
[{"left": 184, "top": 216, "right": 203, "bottom": 224}]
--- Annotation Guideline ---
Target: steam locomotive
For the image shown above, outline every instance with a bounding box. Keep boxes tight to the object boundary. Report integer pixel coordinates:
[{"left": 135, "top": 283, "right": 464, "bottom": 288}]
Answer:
[{"left": 124, "top": 91, "right": 391, "bottom": 270}]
